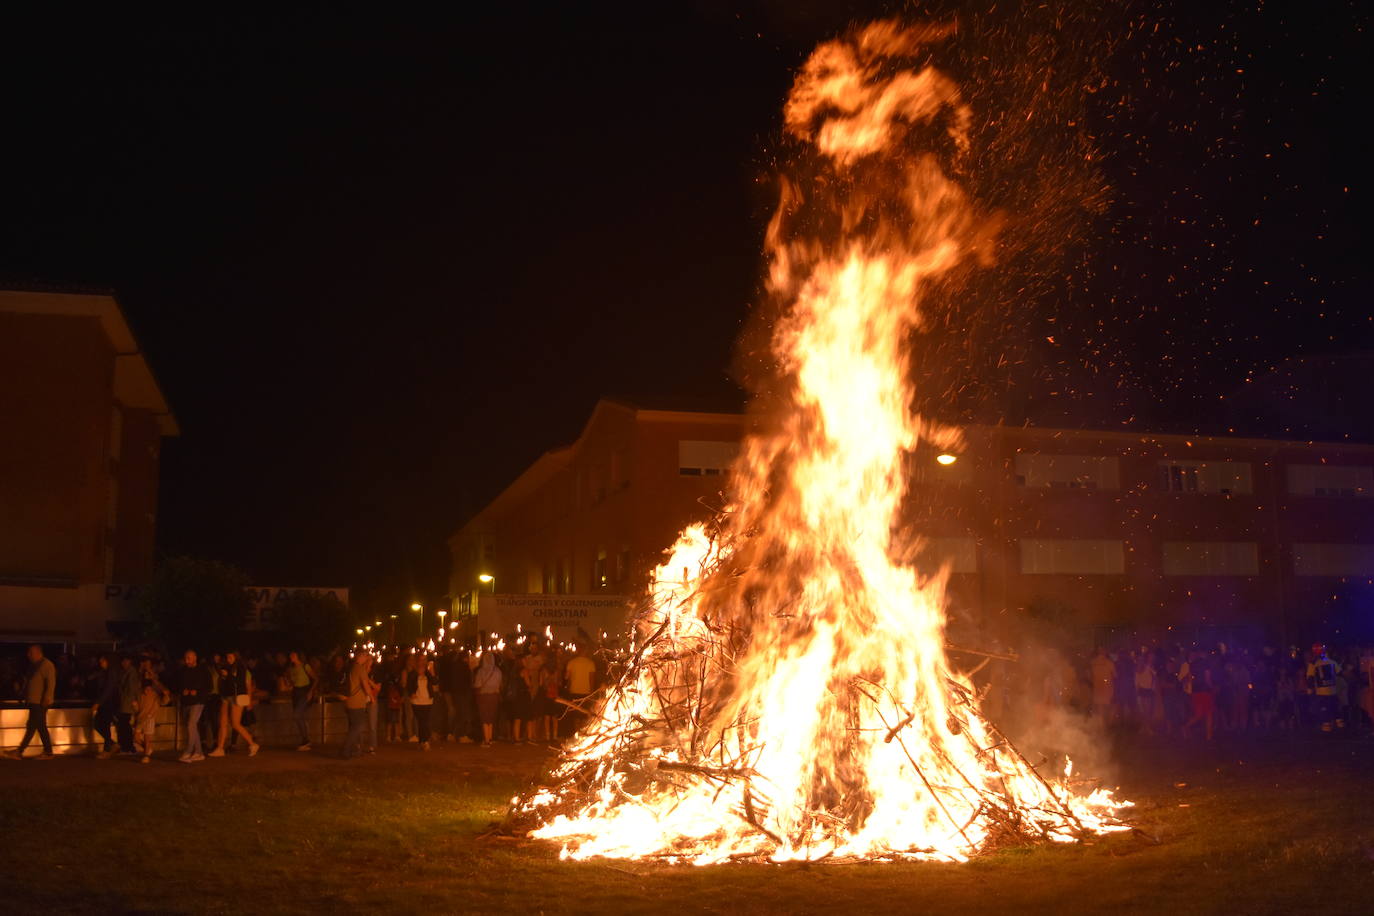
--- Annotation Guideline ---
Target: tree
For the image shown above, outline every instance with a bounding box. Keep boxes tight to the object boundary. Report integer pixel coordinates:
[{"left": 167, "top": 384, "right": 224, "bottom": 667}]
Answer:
[
  {"left": 271, "top": 590, "right": 353, "bottom": 657},
  {"left": 138, "top": 557, "right": 253, "bottom": 652}
]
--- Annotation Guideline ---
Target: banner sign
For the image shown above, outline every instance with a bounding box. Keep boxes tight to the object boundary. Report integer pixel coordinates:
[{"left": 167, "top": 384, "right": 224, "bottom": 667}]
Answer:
[{"left": 478, "top": 593, "right": 629, "bottom": 642}]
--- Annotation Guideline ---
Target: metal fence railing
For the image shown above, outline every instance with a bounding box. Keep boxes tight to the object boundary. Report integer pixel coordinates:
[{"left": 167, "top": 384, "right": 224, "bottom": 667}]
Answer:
[{"left": 0, "top": 696, "right": 354, "bottom": 756}]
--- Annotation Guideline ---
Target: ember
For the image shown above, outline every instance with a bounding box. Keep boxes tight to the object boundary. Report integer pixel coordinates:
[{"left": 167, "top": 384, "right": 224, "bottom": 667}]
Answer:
[{"left": 508, "top": 20, "right": 1130, "bottom": 864}]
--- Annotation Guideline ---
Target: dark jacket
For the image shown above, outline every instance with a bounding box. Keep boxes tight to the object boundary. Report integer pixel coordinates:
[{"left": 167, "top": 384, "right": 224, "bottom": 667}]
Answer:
[
  {"left": 437, "top": 652, "right": 471, "bottom": 695},
  {"left": 94, "top": 666, "right": 120, "bottom": 708},
  {"left": 117, "top": 665, "right": 142, "bottom": 714},
  {"left": 405, "top": 668, "right": 440, "bottom": 699},
  {"left": 218, "top": 662, "right": 249, "bottom": 698},
  {"left": 179, "top": 664, "right": 214, "bottom": 705}
]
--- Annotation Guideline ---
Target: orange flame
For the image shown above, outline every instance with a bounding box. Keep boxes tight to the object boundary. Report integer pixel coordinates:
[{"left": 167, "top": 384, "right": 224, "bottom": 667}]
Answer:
[{"left": 514, "top": 20, "right": 1128, "bottom": 863}]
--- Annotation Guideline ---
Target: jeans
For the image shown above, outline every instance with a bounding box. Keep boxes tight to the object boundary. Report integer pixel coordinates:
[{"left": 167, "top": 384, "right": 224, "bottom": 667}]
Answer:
[
  {"left": 115, "top": 712, "right": 135, "bottom": 753},
  {"left": 342, "top": 706, "right": 368, "bottom": 758},
  {"left": 367, "top": 700, "right": 378, "bottom": 750},
  {"left": 183, "top": 704, "right": 205, "bottom": 757},
  {"left": 93, "top": 705, "right": 117, "bottom": 751},
  {"left": 292, "top": 687, "right": 313, "bottom": 744},
  {"left": 19, "top": 704, "right": 52, "bottom": 754},
  {"left": 413, "top": 704, "right": 432, "bottom": 743}
]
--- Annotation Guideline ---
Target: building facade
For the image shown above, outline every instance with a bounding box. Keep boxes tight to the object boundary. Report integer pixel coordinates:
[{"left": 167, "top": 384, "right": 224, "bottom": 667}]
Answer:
[
  {"left": 449, "top": 398, "right": 1374, "bottom": 645},
  {"left": 0, "top": 289, "right": 178, "bottom": 645}
]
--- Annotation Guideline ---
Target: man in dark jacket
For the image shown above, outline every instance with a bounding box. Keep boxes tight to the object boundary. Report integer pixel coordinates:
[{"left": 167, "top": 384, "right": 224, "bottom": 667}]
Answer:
[
  {"left": 177, "top": 650, "right": 213, "bottom": 762},
  {"left": 437, "top": 648, "right": 473, "bottom": 742},
  {"left": 91, "top": 654, "right": 122, "bottom": 757},
  {"left": 116, "top": 655, "right": 141, "bottom": 754}
]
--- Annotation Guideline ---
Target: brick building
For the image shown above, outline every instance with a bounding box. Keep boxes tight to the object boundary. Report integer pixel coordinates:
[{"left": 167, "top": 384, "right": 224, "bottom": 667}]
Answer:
[
  {"left": 449, "top": 397, "right": 1374, "bottom": 644},
  {"left": 0, "top": 289, "right": 178, "bottom": 645}
]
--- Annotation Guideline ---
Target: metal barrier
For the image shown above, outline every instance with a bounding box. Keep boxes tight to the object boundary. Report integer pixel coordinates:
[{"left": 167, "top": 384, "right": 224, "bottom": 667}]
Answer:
[{"left": 1, "top": 696, "right": 352, "bottom": 755}]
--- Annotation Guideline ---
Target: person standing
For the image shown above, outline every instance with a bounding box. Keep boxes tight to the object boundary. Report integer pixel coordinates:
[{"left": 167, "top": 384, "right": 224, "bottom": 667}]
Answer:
[
  {"left": 5, "top": 645, "right": 57, "bottom": 759},
  {"left": 437, "top": 647, "right": 472, "bottom": 743},
  {"left": 135, "top": 674, "right": 169, "bottom": 763},
  {"left": 473, "top": 651, "right": 502, "bottom": 748},
  {"left": 90, "top": 654, "right": 121, "bottom": 758},
  {"left": 340, "top": 651, "right": 372, "bottom": 759},
  {"left": 116, "top": 655, "right": 141, "bottom": 755},
  {"left": 285, "top": 650, "right": 316, "bottom": 751},
  {"left": 407, "top": 654, "right": 438, "bottom": 750},
  {"left": 1089, "top": 646, "right": 1116, "bottom": 724},
  {"left": 209, "top": 651, "right": 258, "bottom": 757},
  {"left": 1307, "top": 643, "right": 1342, "bottom": 733},
  {"left": 178, "top": 650, "right": 212, "bottom": 762}
]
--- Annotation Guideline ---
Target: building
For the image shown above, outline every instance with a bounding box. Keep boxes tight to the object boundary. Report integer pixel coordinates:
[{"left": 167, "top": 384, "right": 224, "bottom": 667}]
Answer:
[
  {"left": 449, "top": 397, "right": 1374, "bottom": 645},
  {"left": 0, "top": 288, "right": 178, "bottom": 645}
]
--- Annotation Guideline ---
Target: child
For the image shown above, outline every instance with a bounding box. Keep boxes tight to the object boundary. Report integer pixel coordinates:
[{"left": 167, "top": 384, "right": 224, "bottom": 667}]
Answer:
[{"left": 135, "top": 677, "right": 169, "bottom": 763}]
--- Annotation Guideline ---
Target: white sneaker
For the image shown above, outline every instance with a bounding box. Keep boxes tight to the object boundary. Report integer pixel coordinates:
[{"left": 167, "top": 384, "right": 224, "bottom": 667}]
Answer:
[
  {"left": 207, "top": 748, "right": 225, "bottom": 757},
  {"left": 189, "top": 753, "right": 206, "bottom": 761},
  {"left": 248, "top": 743, "right": 259, "bottom": 757}
]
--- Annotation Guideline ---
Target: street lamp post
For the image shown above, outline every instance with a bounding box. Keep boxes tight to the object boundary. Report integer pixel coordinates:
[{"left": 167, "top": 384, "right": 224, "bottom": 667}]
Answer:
[
  {"left": 437, "top": 609, "right": 448, "bottom": 639},
  {"left": 389, "top": 614, "right": 398, "bottom": 644},
  {"left": 411, "top": 603, "right": 423, "bottom": 639}
]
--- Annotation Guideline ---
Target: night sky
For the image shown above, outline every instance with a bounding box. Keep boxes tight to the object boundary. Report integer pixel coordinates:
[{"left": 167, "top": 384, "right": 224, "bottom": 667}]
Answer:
[{"left": 2, "top": 2, "right": 1368, "bottom": 617}]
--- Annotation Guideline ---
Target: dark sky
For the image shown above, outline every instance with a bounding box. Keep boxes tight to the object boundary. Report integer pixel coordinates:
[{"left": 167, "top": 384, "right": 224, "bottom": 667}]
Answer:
[{"left": 2, "top": 2, "right": 1368, "bottom": 617}]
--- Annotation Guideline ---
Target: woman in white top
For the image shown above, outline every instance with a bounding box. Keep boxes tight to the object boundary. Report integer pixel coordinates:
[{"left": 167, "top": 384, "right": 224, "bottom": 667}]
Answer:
[{"left": 406, "top": 654, "right": 438, "bottom": 751}]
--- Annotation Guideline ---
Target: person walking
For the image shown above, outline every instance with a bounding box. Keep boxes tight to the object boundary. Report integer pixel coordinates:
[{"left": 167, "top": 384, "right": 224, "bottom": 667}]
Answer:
[
  {"left": 473, "top": 651, "right": 502, "bottom": 748},
  {"left": 178, "top": 650, "right": 212, "bottom": 762},
  {"left": 5, "top": 645, "right": 57, "bottom": 759},
  {"left": 135, "top": 674, "right": 170, "bottom": 763},
  {"left": 285, "top": 650, "right": 316, "bottom": 751},
  {"left": 437, "top": 647, "right": 472, "bottom": 743},
  {"left": 209, "top": 651, "right": 259, "bottom": 757},
  {"left": 407, "top": 654, "right": 439, "bottom": 750},
  {"left": 116, "top": 654, "right": 141, "bottom": 755},
  {"left": 341, "top": 651, "right": 372, "bottom": 759},
  {"left": 90, "top": 654, "right": 121, "bottom": 758}
]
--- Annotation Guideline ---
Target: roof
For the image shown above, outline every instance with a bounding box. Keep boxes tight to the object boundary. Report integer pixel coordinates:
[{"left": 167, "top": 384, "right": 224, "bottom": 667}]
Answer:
[{"left": 0, "top": 288, "right": 179, "bottom": 436}]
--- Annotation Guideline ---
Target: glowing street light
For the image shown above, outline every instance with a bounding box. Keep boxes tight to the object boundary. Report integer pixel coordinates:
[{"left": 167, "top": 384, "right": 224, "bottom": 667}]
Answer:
[
  {"left": 935, "top": 453, "right": 958, "bottom": 466},
  {"left": 478, "top": 574, "right": 493, "bottom": 584},
  {"left": 411, "top": 602, "right": 424, "bottom": 634}
]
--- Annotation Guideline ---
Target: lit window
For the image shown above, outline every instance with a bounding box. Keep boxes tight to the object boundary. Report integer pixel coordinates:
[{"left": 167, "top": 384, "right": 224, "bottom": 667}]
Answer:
[
  {"left": 679, "top": 440, "right": 739, "bottom": 477},
  {"left": 1287, "top": 464, "right": 1373, "bottom": 498},
  {"left": 1014, "top": 454, "right": 1119, "bottom": 490},
  {"left": 1020, "top": 539, "right": 1125, "bottom": 574},
  {"left": 1163, "top": 542, "right": 1259, "bottom": 576}
]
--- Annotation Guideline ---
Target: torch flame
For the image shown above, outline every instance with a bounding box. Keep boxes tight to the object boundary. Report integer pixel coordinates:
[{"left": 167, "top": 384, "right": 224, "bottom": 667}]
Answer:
[{"left": 513, "top": 20, "right": 1128, "bottom": 864}]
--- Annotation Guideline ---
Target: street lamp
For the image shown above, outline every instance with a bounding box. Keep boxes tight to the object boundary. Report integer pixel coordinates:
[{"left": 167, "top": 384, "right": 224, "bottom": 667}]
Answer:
[
  {"left": 437, "top": 609, "right": 447, "bottom": 638},
  {"left": 411, "top": 602, "right": 423, "bottom": 636},
  {"left": 478, "top": 573, "right": 494, "bottom": 594},
  {"left": 935, "top": 453, "right": 958, "bottom": 466}
]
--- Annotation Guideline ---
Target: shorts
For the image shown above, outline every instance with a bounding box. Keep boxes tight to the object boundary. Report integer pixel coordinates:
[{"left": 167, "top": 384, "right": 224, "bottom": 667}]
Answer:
[{"left": 138, "top": 718, "right": 157, "bottom": 738}]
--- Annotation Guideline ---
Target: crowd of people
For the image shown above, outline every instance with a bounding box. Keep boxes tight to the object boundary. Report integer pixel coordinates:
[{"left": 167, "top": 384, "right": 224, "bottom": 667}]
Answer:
[
  {"left": 6, "top": 632, "right": 1371, "bottom": 762},
  {"left": 991, "top": 639, "right": 1374, "bottom": 742},
  {"left": 1, "top": 637, "right": 603, "bottom": 761}
]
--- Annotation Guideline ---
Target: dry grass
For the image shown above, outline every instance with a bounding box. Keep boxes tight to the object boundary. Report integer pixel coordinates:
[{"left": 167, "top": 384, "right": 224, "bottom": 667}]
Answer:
[{"left": 1, "top": 738, "right": 1372, "bottom": 914}]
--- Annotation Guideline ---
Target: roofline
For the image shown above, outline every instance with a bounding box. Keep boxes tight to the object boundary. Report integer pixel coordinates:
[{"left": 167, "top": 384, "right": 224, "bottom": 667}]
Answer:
[{"left": 0, "top": 288, "right": 179, "bottom": 436}]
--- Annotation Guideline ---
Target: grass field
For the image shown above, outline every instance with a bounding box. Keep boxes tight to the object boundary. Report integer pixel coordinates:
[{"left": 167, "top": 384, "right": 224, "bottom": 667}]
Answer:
[{"left": 1, "top": 736, "right": 1371, "bottom": 914}]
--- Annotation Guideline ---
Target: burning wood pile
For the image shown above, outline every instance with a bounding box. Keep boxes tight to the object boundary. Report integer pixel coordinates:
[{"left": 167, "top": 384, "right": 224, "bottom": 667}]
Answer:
[{"left": 507, "top": 20, "right": 1130, "bottom": 864}]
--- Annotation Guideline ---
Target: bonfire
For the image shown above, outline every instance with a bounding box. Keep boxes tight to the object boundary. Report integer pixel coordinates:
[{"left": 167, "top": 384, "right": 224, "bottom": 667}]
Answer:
[{"left": 507, "top": 20, "right": 1130, "bottom": 864}]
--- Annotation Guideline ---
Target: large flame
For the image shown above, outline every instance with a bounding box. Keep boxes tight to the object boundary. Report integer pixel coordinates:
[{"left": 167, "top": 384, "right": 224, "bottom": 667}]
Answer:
[{"left": 512, "top": 21, "right": 1128, "bottom": 863}]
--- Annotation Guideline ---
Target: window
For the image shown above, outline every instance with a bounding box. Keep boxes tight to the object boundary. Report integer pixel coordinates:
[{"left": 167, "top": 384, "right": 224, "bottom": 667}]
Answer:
[
  {"left": 679, "top": 440, "right": 739, "bottom": 477},
  {"left": 558, "top": 557, "right": 570, "bottom": 595},
  {"left": 542, "top": 565, "right": 555, "bottom": 595},
  {"left": 617, "top": 545, "right": 632, "bottom": 584},
  {"left": 1014, "top": 454, "right": 1119, "bottom": 490},
  {"left": 1158, "top": 460, "right": 1252, "bottom": 495},
  {"left": 912, "top": 537, "right": 978, "bottom": 574},
  {"left": 1162, "top": 541, "right": 1259, "bottom": 576},
  {"left": 1292, "top": 543, "right": 1374, "bottom": 577},
  {"left": 593, "top": 546, "right": 609, "bottom": 589},
  {"left": 1020, "top": 539, "right": 1125, "bottom": 574},
  {"left": 109, "top": 404, "right": 123, "bottom": 462},
  {"left": 1287, "top": 464, "right": 1373, "bottom": 498}
]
